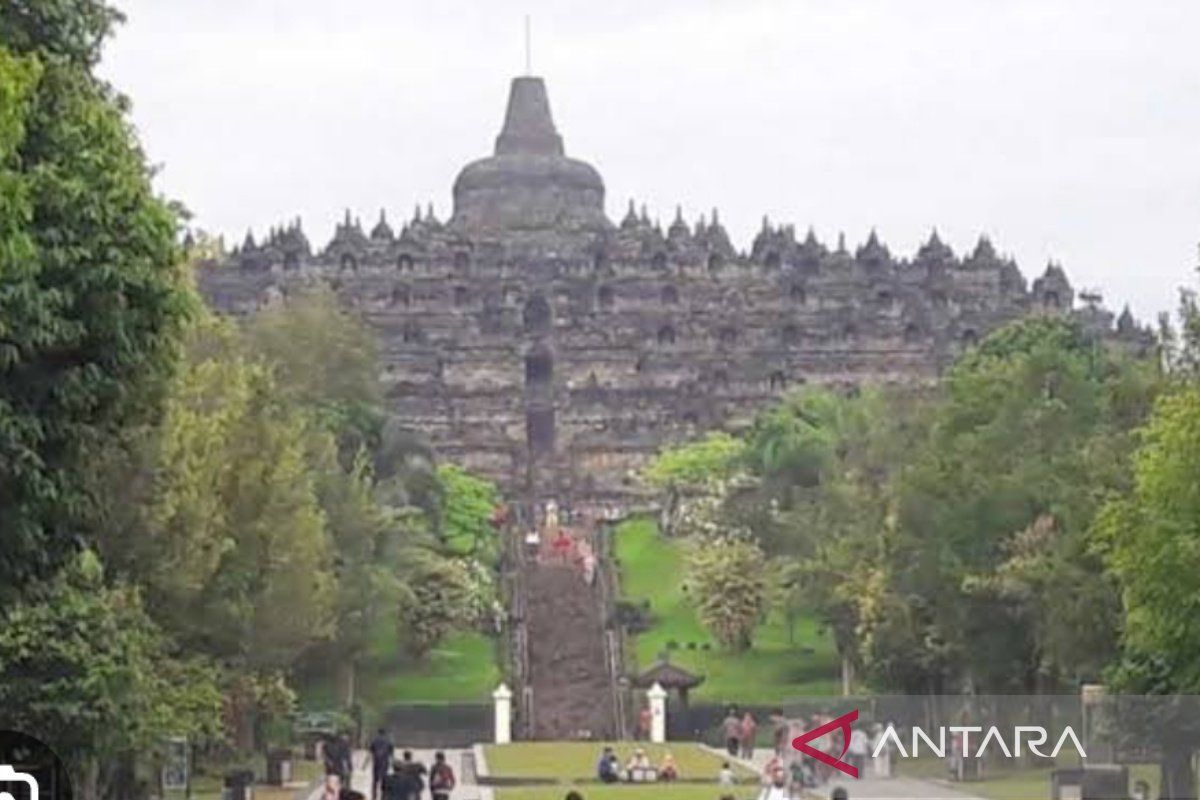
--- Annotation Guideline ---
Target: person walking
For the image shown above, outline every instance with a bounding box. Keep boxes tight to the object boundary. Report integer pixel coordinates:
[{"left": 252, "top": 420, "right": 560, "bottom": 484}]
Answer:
[
  {"left": 740, "top": 711, "right": 758, "bottom": 759},
  {"left": 722, "top": 707, "right": 742, "bottom": 757},
  {"left": 396, "top": 751, "right": 426, "bottom": 800},
  {"left": 428, "top": 752, "right": 456, "bottom": 800},
  {"left": 367, "top": 728, "right": 394, "bottom": 800},
  {"left": 770, "top": 709, "right": 790, "bottom": 758}
]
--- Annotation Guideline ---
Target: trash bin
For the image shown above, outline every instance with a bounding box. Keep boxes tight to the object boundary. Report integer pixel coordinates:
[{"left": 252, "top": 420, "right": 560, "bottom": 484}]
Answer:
[
  {"left": 266, "top": 749, "right": 292, "bottom": 786},
  {"left": 222, "top": 769, "right": 255, "bottom": 800}
]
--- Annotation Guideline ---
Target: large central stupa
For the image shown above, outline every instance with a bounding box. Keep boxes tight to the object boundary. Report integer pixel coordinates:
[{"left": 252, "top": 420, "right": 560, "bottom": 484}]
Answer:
[{"left": 450, "top": 77, "right": 609, "bottom": 234}]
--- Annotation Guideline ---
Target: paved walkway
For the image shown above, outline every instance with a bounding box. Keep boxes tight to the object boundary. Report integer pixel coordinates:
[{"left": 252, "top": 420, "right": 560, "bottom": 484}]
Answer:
[
  {"left": 303, "top": 747, "right": 493, "bottom": 800},
  {"left": 705, "top": 744, "right": 987, "bottom": 800}
]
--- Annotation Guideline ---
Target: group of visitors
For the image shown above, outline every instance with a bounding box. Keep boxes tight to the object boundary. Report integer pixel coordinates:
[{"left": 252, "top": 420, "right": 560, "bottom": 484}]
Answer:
[
  {"left": 594, "top": 746, "right": 678, "bottom": 783},
  {"left": 720, "top": 707, "right": 790, "bottom": 760},
  {"left": 359, "top": 729, "right": 456, "bottom": 800},
  {"left": 715, "top": 709, "right": 892, "bottom": 798},
  {"left": 720, "top": 708, "right": 766, "bottom": 758},
  {"left": 524, "top": 500, "right": 598, "bottom": 583}
]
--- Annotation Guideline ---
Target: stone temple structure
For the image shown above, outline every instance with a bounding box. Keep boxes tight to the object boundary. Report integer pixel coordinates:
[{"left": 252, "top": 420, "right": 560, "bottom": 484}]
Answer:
[{"left": 199, "top": 76, "right": 1150, "bottom": 504}]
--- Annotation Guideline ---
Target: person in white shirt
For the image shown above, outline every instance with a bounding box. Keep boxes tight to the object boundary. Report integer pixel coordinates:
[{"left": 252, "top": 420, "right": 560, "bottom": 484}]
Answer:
[
  {"left": 717, "top": 762, "right": 736, "bottom": 786},
  {"left": 757, "top": 766, "right": 789, "bottom": 800},
  {"left": 848, "top": 726, "right": 870, "bottom": 775}
]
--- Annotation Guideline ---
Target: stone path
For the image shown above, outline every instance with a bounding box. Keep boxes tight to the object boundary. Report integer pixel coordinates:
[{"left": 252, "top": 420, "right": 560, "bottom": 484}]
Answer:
[{"left": 705, "top": 744, "right": 988, "bottom": 800}]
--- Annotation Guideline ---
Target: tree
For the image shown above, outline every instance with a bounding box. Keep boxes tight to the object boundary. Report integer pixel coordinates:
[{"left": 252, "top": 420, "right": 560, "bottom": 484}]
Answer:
[
  {"left": 642, "top": 432, "right": 745, "bottom": 537},
  {"left": 0, "top": 3, "right": 194, "bottom": 597},
  {"left": 0, "top": 550, "right": 223, "bottom": 800},
  {"left": 88, "top": 315, "right": 336, "bottom": 753},
  {"left": 1098, "top": 385, "right": 1200, "bottom": 689},
  {"left": 884, "top": 317, "right": 1156, "bottom": 691},
  {"left": 242, "top": 289, "right": 383, "bottom": 455},
  {"left": 396, "top": 553, "right": 479, "bottom": 660},
  {"left": 435, "top": 464, "right": 499, "bottom": 560},
  {"left": 683, "top": 537, "right": 767, "bottom": 652}
]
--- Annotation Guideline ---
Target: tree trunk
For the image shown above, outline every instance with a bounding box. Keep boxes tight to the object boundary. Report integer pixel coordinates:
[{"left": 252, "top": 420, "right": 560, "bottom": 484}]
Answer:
[
  {"left": 841, "top": 656, "right": 854, "bottom": 696},
  {"left": 78, "top": 757, "right": 100, "bottom": 800}
]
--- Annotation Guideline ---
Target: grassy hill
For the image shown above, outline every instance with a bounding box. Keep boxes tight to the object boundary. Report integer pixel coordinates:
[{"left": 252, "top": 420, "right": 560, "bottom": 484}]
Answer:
[
  {"left": 614, "top": 517, "right": 838, "bottom": 703},
  {"left": 296, "top": 610, "right": 499, "bottom": 720}
]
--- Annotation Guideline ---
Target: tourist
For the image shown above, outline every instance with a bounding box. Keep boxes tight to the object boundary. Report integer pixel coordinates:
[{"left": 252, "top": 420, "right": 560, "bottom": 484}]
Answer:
[
  {"left": 740, "top": 711, "right": 758, "bottom": 758},
  {"left": 325, "top": 733, "right": 353, "bottom": 787},
  {"left": 321, "top": 774, "right": 341, "bottom": 800},
  {"left": 771, "top": 709, "right": 790, "bottom": 758},
  {"left": 761, "top": 755, "right": 783, "bottom": 787},
  {"left": 722, "top": 707, "right": 742, "bottom": 756},
  {"left": 367, "top": 728, "right": 394, "bottom": 800},
  {"left": 624, "top": 747, "right": 654, "bottom": 782},
  {"left": 397, "top": 751, "right": 426, "bottom": 800},
  {"left": 848, "top": 725, "right": 869, "bottom": 775},
  {"left": 870, "top": 723, "right": 894, "bottom": 778},
  {"left": 637, "top": 705, "right": 652, "bottom": 741},
  {"left": 831, "top": 787, "right": 849, "bottom": 800},
  {"left": 596, "top": 747, "right": 619, "bottom": 783},
  {"left": 756, "top": 765, "right": 789, "bottom": 800},
  {"left": 380, "top": 760, "right": 410, "bottom": 800},
  {"left": 718, "top": 761, "right": 736, "bottom": 787},
  {"left": 789, "top": 756, "right": 815, "bottom": 793},
  {"left": 658, "top": 752, "right": 678, "bottom": 782},
  {"left": 428, "top": 751, "right": 456, "bottom": 800},
  {"left": 551, "top": 527, "right": 574, "bottom": 563},
  {"left": 524, "top": 526, "right": 541, "bottom": 555}
]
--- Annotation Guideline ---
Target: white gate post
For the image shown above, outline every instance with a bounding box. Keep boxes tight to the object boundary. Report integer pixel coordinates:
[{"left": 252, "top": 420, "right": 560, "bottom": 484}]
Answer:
[
  {"left": 493, "top": 683, "right": 513, "bottom": 744},
  {"left": 648, "top": 682, "right": 667, "bottom": 744}
]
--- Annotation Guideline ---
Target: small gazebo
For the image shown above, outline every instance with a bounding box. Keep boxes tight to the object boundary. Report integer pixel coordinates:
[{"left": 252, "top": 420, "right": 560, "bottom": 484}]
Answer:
[{"left": 631, "top": 656, "right": 705, "bottom": 708}]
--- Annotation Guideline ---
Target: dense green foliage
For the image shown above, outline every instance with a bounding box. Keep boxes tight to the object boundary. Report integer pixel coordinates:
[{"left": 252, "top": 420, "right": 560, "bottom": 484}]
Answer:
[
  {"left": 0, "top": 0, "right": 194, "bottom": 595},
  {"left": 0, "top": 551, "right": 223, "bottom": 797},
  {"left": 643, "top": 316, "right": 1162, "bottom": 695}
]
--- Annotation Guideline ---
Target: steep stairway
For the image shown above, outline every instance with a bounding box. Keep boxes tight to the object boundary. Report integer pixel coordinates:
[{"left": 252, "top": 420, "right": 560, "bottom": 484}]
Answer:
[{"left": 523, "top": 561, "right": 617, "bottom": 739}]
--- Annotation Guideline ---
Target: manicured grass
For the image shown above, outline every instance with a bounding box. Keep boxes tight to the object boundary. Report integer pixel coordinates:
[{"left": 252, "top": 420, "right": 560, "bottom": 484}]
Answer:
[
  {"left": 614, "top": 517, "right": 839, "bottom": 703},
  {"left": 298, "top": 607, "right": 500, "bottom": 716},
  {"left": 495, "top": 786, "right": 760, "bottom": 800},
  {"left": 483, "top": 742, "right": 750, "bottom": 782}
]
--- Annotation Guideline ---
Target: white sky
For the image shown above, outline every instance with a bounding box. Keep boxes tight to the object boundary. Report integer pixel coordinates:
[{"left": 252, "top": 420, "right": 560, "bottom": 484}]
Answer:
[{"left": 99, "top": 0, "right": 1200, "bottom": 320}]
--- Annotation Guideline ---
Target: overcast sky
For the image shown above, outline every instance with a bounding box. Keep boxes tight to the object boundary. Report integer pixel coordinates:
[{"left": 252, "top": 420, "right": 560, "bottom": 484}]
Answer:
[{"left": 99, "top": 0, "right": 1199, "bottom": 320}]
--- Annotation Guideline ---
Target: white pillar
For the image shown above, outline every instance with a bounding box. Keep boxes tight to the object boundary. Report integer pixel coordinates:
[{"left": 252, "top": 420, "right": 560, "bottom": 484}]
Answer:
[
  {"left": 648, "top": 682, "right": 667, "bottom": 744},
  {"left": 493, "top": 683, "right": 513, "bottom": 744}
]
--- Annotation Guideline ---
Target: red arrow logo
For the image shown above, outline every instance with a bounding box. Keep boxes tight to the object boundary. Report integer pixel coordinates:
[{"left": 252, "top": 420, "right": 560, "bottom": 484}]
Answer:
[{"left": 791, "top": 708, "right": 860, "bottom": 779}]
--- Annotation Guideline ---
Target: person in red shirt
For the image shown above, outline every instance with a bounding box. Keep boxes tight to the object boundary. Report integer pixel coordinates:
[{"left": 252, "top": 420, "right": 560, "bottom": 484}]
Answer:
[{"left": 638, "top": 705, "right": 652, "bottom": 741}]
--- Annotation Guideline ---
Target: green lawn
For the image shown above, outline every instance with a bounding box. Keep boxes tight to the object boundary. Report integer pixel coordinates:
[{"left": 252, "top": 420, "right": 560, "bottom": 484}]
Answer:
[
  {"left": 483, "top": 742, "right": 751, "bottom": 782},
  {"left": 614, "top": 517, "right": 839, "bottom": 703},
  {"left": 298, "top": 607, "right": 500, "bottom": 717}
]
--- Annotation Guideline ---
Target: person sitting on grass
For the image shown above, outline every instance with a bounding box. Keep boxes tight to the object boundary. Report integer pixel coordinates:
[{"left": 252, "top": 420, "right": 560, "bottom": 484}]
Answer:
[
  {"left": 657, "top": 752, "right": 678, "bottom": 782},
  {"left": 718, "top": 761, "right": 736, "bottom": 786},
  {"left": 596, "top": 747, "right": 619, "bottom": 783},
  {"left": 624, "top": 747, "right": 654, "bottom": 782}
]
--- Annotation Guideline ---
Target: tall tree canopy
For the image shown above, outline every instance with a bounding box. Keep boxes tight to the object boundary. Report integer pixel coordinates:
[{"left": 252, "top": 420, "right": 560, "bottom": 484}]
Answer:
[{"left": 0, "top": 0, "right": 193, "bottom": 596}]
